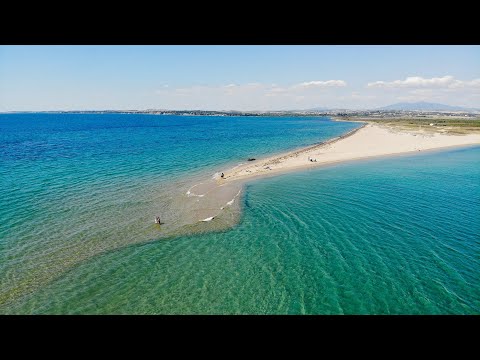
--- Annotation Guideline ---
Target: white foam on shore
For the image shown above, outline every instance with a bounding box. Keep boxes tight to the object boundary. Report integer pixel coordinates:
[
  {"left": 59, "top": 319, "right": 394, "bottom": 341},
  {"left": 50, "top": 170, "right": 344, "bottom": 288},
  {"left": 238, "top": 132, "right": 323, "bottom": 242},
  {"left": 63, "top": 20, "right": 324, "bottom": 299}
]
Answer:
[
  {"left": 230, "top": 163, "right": 245, "bottom": 171},
  {"left": 186, "top": 190, "right": 205, "bottom": 197},
  {"left": 186, "top": 183, "right": 205, "bottom": 197},
  {"left": 220, "top": 189, "right": 242, "bottom": 209}
]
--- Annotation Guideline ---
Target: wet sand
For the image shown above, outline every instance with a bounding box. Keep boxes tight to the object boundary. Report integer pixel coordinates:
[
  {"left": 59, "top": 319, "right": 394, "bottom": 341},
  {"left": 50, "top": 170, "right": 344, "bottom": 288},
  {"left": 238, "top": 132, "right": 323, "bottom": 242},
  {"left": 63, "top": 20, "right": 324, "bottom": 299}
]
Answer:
[{"left": 169, "top": 122, "right": 480, "bottom": 229}]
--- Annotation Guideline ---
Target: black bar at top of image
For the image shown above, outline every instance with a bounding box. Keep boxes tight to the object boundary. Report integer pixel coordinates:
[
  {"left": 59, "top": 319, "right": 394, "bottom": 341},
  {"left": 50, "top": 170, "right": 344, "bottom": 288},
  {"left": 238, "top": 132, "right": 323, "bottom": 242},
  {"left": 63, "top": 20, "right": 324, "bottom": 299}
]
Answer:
[{"left": 1, "top": 3, "right": 478, "bottom": 45}]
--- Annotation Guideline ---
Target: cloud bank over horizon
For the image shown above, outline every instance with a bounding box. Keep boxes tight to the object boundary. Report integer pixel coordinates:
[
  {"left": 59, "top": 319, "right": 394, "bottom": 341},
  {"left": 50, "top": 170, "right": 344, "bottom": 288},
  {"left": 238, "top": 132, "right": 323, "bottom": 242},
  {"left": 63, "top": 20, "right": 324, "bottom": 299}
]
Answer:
[
  {"left": 150, "top": 80, "right": 353, "bottom": 111},
  {"left": 367, "top": 75, "right": 480, "bottom": 89},
  {"left": 146, "top": 76, "right": 479, "bottom": 111},
  {"left": 364, "top": 76, "right": 480, "bottom": 108},
  {"left": 1, "top": 76, "right": 478, "bottom": 112}
]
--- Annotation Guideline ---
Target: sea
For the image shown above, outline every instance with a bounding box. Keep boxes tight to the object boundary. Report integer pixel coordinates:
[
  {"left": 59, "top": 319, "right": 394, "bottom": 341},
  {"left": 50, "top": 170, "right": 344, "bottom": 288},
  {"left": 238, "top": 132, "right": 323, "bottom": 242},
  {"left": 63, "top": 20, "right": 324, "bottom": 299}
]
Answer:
[{"left": 0, "top": 113, "right": 478, "bottom": 314}]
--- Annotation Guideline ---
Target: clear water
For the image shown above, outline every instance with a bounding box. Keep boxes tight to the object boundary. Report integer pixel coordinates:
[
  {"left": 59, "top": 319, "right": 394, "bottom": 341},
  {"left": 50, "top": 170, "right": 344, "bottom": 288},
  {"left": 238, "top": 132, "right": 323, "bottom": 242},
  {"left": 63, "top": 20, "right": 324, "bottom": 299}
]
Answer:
[
  {"left": 0, "top": 113, "right": 359, "bottom": 311},
  {"left": 1, "top": 114, "right": 479, "bottom": 314}
]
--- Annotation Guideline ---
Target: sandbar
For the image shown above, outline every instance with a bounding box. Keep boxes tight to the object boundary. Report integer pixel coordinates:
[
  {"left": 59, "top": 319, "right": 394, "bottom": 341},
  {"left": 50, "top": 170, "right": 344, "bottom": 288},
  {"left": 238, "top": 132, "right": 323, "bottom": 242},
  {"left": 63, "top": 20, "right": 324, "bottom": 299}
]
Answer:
[{"left": 220, "top": 123, "right": 480, "bottom": 183}]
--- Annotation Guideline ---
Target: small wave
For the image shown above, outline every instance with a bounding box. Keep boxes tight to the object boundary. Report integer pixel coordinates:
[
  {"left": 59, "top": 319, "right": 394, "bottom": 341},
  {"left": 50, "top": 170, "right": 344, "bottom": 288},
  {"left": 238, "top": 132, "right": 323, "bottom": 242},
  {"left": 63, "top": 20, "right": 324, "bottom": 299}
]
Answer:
[
  {"left": 187, "top": 191, "right": 204, "bottom": 197},
  {"left": 230, "top": 163, "right": 245, "bottom": 170},
  {"left": 221, "top": 189, "right": 242, "bottom": 209},
  {"left": 186, "top": 183, "right": 205, "bottom": 197}
]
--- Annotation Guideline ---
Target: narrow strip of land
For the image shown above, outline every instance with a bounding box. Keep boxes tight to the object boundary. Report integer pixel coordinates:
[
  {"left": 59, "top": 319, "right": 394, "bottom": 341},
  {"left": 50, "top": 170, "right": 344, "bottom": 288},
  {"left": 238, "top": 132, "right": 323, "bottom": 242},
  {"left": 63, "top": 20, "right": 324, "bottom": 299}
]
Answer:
[{"left": 221, "top": 122, "right": 480, "bottom": 182}]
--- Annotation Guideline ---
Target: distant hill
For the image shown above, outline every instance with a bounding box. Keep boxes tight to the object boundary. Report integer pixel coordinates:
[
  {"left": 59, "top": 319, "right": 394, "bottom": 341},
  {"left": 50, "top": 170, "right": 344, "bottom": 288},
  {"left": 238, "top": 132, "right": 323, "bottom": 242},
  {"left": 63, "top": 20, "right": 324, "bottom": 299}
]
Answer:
[{"left": 378, "top": 102, "right": 476, "bottom": 112}]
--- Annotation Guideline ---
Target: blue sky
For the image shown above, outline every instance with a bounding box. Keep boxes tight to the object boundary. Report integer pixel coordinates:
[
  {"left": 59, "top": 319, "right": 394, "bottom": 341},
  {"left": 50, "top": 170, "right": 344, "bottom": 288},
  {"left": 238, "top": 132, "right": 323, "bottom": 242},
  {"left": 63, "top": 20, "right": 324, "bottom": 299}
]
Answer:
[{"left": 0, "top": 45, "right": 479, "bottom": 111}]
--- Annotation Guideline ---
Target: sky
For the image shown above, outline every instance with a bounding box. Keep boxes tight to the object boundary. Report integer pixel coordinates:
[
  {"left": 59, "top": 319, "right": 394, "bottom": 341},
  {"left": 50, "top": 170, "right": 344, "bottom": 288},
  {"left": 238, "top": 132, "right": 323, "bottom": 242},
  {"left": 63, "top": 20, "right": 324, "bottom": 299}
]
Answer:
[{"left": 0, "top": 45, "right": 479, "bottom": 111}]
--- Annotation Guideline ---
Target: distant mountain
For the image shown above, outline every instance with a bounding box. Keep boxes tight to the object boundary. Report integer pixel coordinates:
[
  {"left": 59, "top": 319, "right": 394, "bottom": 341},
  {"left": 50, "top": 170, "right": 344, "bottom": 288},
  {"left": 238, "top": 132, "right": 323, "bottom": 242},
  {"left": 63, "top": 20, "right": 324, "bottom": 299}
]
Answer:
[{"left": 378, "top": 102, "right": 476, "bottom": 112}]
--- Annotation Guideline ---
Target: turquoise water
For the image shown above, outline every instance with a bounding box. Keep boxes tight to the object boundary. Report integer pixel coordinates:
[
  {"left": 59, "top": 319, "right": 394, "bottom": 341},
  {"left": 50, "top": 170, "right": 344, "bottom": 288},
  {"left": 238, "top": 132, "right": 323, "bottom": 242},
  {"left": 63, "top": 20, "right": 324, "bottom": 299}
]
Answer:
[
  {"left": 6, "top": 145, "right": 479, "bottom": 314},
  {"left": 1, "top": 114, "right": 479, "bottom": 314},
  {"left": 0, "top": 113, "right": 358, "bottom": 310}
]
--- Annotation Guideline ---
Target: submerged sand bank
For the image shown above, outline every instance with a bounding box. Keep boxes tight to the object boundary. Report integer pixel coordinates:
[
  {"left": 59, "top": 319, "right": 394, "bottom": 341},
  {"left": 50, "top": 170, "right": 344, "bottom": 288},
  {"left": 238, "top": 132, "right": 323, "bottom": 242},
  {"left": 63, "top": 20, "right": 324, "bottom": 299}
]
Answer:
[
  {"left": 169, "top": 122, "right": 480, "bottom": 229},
  {"left": 220, "top": 123, "right": 480, "bottom": 183}
]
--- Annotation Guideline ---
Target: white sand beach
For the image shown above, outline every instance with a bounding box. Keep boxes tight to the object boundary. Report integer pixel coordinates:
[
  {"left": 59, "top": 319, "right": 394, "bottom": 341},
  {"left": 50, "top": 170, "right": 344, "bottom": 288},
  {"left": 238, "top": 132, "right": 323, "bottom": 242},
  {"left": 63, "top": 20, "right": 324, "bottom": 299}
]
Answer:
[
  {"left": 221, "top": 123, "right": 480, "bottom": 183},
  {"left": 177, "top": 122, "right": 480, "bottom": 225}
]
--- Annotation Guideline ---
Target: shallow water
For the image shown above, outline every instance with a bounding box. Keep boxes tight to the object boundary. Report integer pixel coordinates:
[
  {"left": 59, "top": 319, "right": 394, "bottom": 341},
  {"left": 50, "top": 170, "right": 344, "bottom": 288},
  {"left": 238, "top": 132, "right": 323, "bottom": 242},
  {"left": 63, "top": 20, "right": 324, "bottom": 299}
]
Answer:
[
  {"left": 5, "top": 144, "right": 480, "bottom": 314},
  {"left": 0, "top": 113, "right": 358, "bottom": 310}
]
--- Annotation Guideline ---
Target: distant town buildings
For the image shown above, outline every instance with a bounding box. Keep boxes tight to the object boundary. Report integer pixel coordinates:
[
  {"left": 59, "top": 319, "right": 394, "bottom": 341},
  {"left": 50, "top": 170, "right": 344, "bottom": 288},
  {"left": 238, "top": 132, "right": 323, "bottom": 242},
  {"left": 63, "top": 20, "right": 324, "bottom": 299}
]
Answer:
[{"left": 16, "top": 109, "right": 479, "bottom": 120}]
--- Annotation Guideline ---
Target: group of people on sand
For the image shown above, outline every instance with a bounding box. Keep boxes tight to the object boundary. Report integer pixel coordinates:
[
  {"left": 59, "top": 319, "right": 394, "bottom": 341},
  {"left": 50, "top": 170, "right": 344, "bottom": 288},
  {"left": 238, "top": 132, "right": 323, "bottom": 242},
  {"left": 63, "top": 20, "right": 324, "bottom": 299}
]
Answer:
[{"left": 308, "top": 156, "right": 317, "bottom": 162}]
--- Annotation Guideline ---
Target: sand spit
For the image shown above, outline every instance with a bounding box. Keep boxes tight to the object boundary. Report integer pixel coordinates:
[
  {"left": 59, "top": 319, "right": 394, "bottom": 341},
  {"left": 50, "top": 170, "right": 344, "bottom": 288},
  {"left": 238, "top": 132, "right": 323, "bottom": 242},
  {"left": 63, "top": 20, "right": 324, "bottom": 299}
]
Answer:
[
  {"left": 220, "top": 123, "right": 480, "bottom": 183},
  {"left": 169, "top": 122, "right": 480, "bottom": 230}
]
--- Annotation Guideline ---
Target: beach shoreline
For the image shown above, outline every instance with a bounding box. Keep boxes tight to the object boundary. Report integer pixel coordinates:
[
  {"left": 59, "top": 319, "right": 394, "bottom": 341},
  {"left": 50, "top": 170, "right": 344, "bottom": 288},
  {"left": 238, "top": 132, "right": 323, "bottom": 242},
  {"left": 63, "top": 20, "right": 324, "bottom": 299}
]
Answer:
[
  {"left": 175, "top": 120, "right": 480, "bottom": 227},
  {"left": 218, "top": 122, "right": 480, "bottom": 184}
]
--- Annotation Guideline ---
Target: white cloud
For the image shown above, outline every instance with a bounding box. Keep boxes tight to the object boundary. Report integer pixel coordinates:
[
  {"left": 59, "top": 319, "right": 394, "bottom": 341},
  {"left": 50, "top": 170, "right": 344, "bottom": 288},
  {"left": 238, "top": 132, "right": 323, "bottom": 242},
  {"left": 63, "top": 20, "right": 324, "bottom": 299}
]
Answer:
[
  {"left": 450, "top": 78, "right": 480, "bottom": 88},
  {"left": 293, "top": 80, "right": 347, "bottom": 89},
  {"left": 149, "top": 79, "right": 478, "bottom": 111},
  {"left": 367, "top": 75, "right": 480, "bottom": 89},
  {"left": 150, "top": 81, "right": 352, "bottom": 110},
  {"left": 264, "top": 80, "right": 347, "bottom": 97},
  {"left": 363, "top": 76, "right": 480, "bottom": 108}
]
